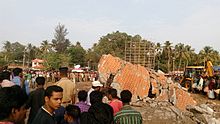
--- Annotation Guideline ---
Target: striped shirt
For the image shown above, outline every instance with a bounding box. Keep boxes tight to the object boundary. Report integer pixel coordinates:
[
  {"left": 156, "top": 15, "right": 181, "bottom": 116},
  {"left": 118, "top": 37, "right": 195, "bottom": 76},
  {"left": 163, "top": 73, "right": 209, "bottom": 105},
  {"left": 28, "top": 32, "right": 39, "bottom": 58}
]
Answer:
[{"left": 114, "top": 105, "right": 142, "bottom": 124}]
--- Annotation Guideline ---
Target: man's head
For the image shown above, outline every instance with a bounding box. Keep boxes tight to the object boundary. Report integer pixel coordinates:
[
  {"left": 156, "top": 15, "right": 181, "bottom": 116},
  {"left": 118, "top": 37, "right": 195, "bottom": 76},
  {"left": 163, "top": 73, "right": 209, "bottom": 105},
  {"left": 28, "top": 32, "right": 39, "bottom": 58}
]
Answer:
[
  {"left": 44, "top": 85, "right": 63, "bottom": 111},
  {"left": 107, "top": 88, "right": 118, "bottom": 100},
  {"left": 59, "top": 67, "right": 68, "bottom": 77},
  {"left": 78, "top": 90, "right": 87, "bottom": 102},
  {"left": 90, "top": 91, "right": 103, "bottom": 105},
  {"left": 92, "top": 81, "right": 103, "bottom": 91},
  {"left": 1, "top": 71, "right": 11, "bottom": 80},
  {"left": 88, "top": 102, "right": 113, "bottom": 124},
  {"left": 12, "top": 68, "right": 23, "bottom": 77},
  {"left": 0, "top": 85, "right": 28, "bottom": 123},
  {"left": 64, "top": 105, "right": 80, "bottom": 123},
  {"left": 36, "top": 76, "right": 45, "bottom": 86},
  {"left": 120, "top": 90, "right": 132, "bottom": 104}
]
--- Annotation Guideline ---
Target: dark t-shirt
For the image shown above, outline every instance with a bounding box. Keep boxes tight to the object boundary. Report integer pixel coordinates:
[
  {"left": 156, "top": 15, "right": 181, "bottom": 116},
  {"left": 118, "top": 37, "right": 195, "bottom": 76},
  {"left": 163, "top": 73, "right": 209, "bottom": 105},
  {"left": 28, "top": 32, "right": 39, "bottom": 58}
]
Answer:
[
  {"left": 32, "top": 107, "right": 56, "bottom": 124},
  {"left": 26, "top": 88, "right": 45, "bottom": 124}
]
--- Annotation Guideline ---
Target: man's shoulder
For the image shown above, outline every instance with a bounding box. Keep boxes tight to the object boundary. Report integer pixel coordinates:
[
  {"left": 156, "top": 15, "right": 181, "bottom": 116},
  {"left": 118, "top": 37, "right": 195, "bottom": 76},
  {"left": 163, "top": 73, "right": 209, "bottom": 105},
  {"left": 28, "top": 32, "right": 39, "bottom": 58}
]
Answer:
[
  {"left": 32, "top": 108, "right": 55, "bottom": 124},
  {"left": 31, "top": 88, "right": 44, "bottom": 95},
  {"left": 57, "top": 78, "right": 74, "bottom": 84},
  {"left": 115, "top": 106, "right": 141, "bottom": 117}
]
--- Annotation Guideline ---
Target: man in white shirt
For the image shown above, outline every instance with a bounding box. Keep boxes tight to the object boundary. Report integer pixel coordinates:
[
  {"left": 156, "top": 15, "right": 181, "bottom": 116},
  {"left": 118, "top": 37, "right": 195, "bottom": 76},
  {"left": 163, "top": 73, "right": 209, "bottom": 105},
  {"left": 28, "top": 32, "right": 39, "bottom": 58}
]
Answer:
[{"left": 86, "top": 80, "right": 103, "bottom": 105}]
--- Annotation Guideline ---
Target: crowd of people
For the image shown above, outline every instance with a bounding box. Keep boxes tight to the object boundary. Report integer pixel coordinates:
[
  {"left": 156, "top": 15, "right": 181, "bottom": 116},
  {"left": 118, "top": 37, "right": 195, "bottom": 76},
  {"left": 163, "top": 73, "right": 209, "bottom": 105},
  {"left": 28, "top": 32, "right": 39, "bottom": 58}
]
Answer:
[
  {"left": 173, "top": 73, "right": 220, "bottom": 100},
  {"left": 190, "top": 74, "right": 220, "bottom": 99},
  {"left": 0, "top": 67, "right": 142, "bottom": 124}
]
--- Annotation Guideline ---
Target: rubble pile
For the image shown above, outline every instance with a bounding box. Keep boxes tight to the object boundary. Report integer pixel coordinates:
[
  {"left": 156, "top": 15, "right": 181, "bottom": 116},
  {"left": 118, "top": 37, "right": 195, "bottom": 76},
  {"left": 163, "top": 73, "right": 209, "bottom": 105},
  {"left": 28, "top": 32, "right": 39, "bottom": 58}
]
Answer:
[
  {"left": 132, "top": 100, "right": 220, "bottom": 124},
  {"left": 98, "top": 54, "right": 196, "bottom": 110},
  {"left": 98, "top": 54, "right": 150, "bottom": 98},
  {"left": 98, "top": 54, "right": 220, "bottom": 123}
]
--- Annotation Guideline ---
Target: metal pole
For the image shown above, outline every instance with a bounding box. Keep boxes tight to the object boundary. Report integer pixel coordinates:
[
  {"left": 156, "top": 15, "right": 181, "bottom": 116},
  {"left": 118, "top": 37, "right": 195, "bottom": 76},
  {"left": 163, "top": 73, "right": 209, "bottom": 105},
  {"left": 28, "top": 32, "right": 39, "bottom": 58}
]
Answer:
[{"left": 23, "top": 47, "right": 26, "bottom": 68}]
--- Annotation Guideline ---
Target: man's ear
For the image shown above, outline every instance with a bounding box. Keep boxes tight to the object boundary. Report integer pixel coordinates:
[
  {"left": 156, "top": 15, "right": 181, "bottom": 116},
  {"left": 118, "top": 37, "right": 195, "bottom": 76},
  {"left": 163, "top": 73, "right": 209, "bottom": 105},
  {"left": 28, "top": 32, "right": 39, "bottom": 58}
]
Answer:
[
  {"left": 45, "top": 96, "right": 49, "bottom": 103},
  {"left": 11, "top": 108, "right": 16, "bottom": 114},
  {"left": 11, "top": 108, "right": 18, "bottom": 118}
]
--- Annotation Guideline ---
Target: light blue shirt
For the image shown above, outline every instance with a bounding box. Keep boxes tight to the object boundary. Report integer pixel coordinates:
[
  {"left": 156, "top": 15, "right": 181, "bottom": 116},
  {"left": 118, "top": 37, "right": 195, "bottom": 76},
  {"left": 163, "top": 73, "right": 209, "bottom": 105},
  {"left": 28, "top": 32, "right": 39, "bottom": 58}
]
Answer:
[{"left": 12, "top": 76, "right": 21, "bottom": 86}]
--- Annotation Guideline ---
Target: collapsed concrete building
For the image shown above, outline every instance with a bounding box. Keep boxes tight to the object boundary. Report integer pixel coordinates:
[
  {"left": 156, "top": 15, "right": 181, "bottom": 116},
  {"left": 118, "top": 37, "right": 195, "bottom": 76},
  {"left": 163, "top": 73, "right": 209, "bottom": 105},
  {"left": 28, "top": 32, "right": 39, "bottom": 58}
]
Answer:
[
  {"left": 98, "top": 54, "right": 196, "bottom": 111},
  {"left": 98, "top": 54, "right": 220, "bottom": 123}
]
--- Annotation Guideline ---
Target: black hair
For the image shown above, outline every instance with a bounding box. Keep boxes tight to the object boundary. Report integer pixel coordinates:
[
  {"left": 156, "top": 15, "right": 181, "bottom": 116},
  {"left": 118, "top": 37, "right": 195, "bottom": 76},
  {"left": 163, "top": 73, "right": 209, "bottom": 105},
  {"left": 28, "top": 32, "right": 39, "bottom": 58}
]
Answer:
[
  {"left": 1, "top": 71, "right": 11, "bottom": 80},
  {"left": 36, "top": 76, "right": 45, "bottom": 85},
  {"left": 88, "top": 102, "right": 113, "bottom": 124},
  {"left": 65, "top": 105, "right": 80, "bottom": 120},
  {"left": 0, "top": 85, "right": 28, "bottom": 120},
  {"left": 78, "top": 90, "right": 87, "bottom": 102},
  {"left": 90, "top": 91, "right": 103, "bottom": 105},
  {"left": 0, "top": 72, "right": 3, "bottom": 82},
  {"left": 59, "top": 67, "right": 68, "bottom": 76},
  {"left": 13, "top": 68, "right": 22, "bottom": 76},
  {"left": 120, "top": 90, "right": 132, "bottom": 104},
  {"left": 108, "top": 88, "right": 117, "bottom": 98},
  {"left": 80, "top": 112, "right": 98, "bottom": 124},
  {"left": 45, "top": 85, "right": 63, "bottom": 98}
]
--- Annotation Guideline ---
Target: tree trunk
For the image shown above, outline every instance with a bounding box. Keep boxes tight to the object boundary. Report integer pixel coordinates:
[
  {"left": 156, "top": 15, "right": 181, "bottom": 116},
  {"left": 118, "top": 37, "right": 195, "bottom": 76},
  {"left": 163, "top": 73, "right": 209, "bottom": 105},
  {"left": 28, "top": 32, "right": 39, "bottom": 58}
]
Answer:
[{"left": 178, "top": 58, "right": 182, "bottom": 71}]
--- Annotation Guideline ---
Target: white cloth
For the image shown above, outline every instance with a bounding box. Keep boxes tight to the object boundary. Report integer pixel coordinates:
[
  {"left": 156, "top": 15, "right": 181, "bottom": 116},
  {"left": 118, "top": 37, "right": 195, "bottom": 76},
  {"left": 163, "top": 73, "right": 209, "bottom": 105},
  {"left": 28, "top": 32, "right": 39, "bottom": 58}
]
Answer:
[
  {"left": 1, "top": 80, "right": 15, "bottom": 87},
  {"left": 197, "top": 78, "right": 204, "bottom": 91},
  {"left": 86, "top": 88, "right": 94, "bottom": 105}
]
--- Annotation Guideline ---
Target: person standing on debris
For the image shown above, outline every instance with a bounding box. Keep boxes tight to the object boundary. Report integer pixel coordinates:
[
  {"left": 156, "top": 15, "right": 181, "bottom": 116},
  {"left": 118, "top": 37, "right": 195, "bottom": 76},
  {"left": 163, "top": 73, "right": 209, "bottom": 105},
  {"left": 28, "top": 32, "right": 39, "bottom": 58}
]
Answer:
[
  {"left": 86, "top": 80, "right": 103, "bottom": 105},
  {"left": 107, "top": 88, "right": 123, "bottom": 115},
  {"left": 0, "top": 85, "right": 28, "bottom": 124},
  {"left": 32, "top": 85, "right": 63, "bottom": 124},
  {"left": 114, "top": 90, "right": 142, "bottom": 124},
  {"left": 26, "top": 77, "right": 46, "bottom": 124},
  {"left": 56, "top": 67, "right": 76, "bottom": 106}
]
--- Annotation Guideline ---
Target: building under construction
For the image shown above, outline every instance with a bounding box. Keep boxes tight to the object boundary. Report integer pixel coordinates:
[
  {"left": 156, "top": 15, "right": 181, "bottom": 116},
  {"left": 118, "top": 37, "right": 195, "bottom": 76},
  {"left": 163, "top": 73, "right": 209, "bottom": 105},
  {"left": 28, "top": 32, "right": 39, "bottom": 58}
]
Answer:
[{"left": 124, "top": 40, "right": 155, "bottom": 69}]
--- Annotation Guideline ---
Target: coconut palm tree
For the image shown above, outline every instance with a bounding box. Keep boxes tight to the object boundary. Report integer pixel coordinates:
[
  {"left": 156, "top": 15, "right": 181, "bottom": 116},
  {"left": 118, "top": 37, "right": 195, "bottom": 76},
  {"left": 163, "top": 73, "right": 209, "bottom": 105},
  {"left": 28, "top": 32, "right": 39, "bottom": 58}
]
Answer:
[
  {"left": 199, "top": 46, "right": 215, "bottom": 65},
  {"left": 184, "top": 45, "right": 194, "bottom": 66},
  {"left": 163, "top": 41, "right": 173, "bottom": 73},
  {"left": 155, "top": 42, "right": 162, "bottom": 70},
  {"left": 3, "top": 41, "right": 12, "bottom": 62},
  {"left": 40, "top": 40, "right": 52, "bottom": 54}
]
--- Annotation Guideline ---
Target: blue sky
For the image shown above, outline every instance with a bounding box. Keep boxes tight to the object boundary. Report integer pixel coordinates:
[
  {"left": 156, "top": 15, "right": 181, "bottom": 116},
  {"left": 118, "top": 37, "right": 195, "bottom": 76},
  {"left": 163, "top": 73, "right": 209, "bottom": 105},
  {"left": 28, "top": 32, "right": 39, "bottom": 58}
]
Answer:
[{"left": 0, "top": 0, "right": 219, "bottom": 53}]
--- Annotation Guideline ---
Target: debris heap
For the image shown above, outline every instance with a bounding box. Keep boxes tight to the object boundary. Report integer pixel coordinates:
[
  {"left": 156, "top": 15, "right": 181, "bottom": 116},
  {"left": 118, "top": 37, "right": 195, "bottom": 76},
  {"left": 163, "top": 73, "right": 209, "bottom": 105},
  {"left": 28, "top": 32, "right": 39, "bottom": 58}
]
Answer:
[{"left": 98, "top": 54, "right": 196, "bottom": 111}]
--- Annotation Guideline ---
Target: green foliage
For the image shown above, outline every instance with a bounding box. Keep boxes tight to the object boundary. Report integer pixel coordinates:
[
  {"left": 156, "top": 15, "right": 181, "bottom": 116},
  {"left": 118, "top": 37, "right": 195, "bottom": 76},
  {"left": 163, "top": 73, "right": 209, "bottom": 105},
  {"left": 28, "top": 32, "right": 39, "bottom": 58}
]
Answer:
[
  {"left": 0, "top": 53, "right": 7, "bottom": 67},
  {"left": 10, "top": 42, "right": 25, "bottom": 63},
  {"left": 68, "top": 42, "right": 86, "bottom": 67},
  {"left": 40, "top": 40, "right": 52, "bottom": 54},
  {"left": 1, "top": 30, "right": 220, "bottom": 73},
  {"left": 85, "top": 48, "right": 100, "bottom": 70},
  {"left": 43, "top": 52, "right": 62, "bottom": 70},
  {"left": 93, "top": 31, "right": 132, "bottom": 59},
  {"left": 198, "top": 46, "right": 220, "bottom": 65},
  {"left": 52, "top": 23, "right": 70, "bottom": 53}
]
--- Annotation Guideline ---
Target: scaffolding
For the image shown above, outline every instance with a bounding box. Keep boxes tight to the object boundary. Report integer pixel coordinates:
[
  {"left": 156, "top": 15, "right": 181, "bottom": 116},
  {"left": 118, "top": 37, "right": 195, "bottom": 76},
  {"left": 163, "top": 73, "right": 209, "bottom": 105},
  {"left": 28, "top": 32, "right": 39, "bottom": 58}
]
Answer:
[{"left": 124, "top": 40, "right": 155, "bottom": 69}]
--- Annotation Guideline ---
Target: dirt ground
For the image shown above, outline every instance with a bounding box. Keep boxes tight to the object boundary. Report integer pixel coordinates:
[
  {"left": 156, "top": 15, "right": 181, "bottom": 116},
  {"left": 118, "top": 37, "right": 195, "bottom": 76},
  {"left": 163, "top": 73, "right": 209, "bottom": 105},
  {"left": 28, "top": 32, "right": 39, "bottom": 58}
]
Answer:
[{"left": 191, "top": 93, "right": 220, "bottom": 105}]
